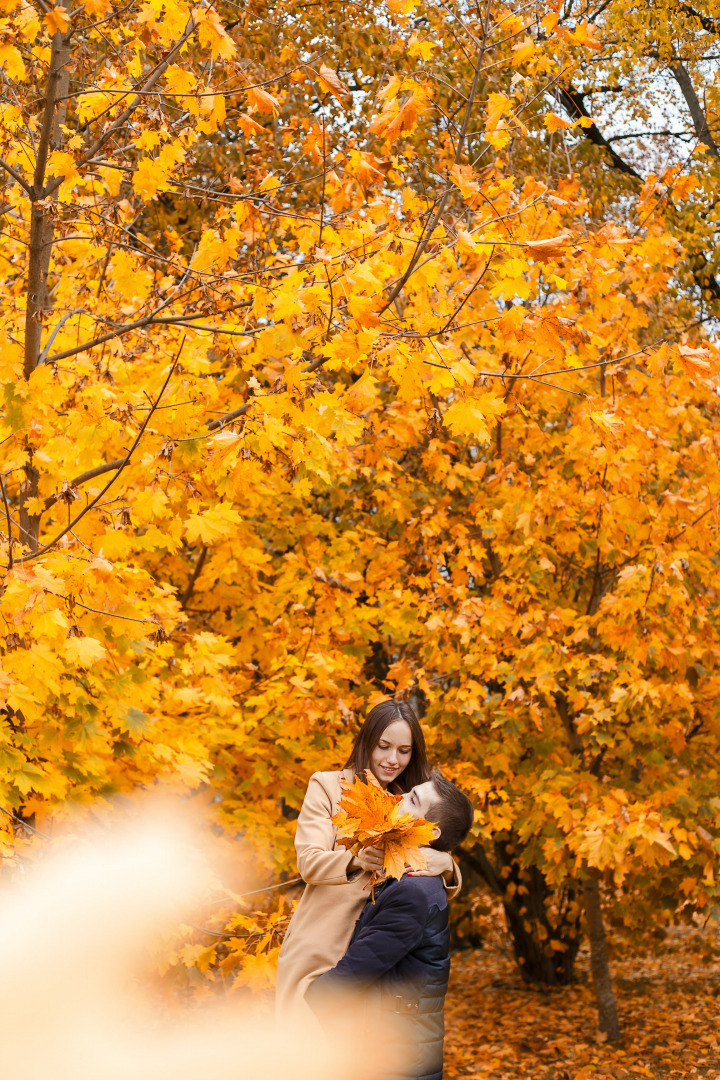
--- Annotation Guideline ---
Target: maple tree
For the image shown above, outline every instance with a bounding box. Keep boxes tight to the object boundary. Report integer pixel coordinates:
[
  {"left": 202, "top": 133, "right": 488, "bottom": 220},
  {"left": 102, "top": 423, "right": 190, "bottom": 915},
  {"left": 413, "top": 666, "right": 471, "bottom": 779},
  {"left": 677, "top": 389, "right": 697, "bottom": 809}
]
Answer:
[{"left": 1, "top": 0, "right": 719, "bottom": 1043}]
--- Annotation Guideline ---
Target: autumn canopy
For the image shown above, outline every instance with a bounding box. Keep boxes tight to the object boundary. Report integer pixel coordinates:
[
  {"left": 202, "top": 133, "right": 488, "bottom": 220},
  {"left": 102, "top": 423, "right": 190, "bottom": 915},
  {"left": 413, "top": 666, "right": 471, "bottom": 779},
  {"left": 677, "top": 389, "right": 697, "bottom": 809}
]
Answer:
[{"left": 1, "top": 0, "right": 719, "bottom": 1049}]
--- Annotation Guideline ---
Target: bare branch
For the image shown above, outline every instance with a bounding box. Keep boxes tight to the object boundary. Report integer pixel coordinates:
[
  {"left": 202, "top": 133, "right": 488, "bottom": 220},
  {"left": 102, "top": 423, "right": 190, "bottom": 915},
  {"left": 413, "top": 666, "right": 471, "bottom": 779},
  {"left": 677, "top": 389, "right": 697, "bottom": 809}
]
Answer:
[
  {"left": 556, "top": 86, "right": 642, "bottom": 179},
  {"left": 379, "top": 0, "right": 493, "bottom": 313},
  {"left": 669, "top": 62, "right": 720, "bottom": 158},
  {"left": 0, "top": 475, "right": 14, "bottom": 570},
  {"left": 0, "top": 158, "right": 32, "bottom": 196},
  {"left": 181, "top": 545, "right": 208, "bottom": 608},
  {"left": 39, "top": 308, "right": 86, "bottom": 363}
]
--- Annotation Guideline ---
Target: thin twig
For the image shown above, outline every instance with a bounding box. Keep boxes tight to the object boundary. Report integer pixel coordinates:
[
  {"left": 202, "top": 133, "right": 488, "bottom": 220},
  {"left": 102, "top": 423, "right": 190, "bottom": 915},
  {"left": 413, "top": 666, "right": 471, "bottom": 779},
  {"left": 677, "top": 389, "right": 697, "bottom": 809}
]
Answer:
[
  {"left": 0, "top": 806, "right": 52, "bottom": 839},
  {"left": 210, "top": 877, "right": 304, "bottom": 902},
  {"left": 0, "top": 475, "right": 14, "bottom": 569},
  {"left": 0, "top": 158, "right": 32, "bottom": 196},
  {"left": 379, "top": 0, "right": 493, "bottom": 313}
]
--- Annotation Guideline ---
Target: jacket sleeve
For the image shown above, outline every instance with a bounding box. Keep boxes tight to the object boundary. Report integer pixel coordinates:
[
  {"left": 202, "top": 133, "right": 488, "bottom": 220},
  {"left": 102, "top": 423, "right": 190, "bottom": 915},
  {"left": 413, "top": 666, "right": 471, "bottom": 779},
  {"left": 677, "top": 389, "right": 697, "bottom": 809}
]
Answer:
[
  {"left": 294, "top": 773, "right": 356, "bottom": 885},
  {"left": 423, "top": 849, "right": 462, "bottom": 900},
  {"left": 307, "top": 882, "right": 430, "bottom": 1001}
]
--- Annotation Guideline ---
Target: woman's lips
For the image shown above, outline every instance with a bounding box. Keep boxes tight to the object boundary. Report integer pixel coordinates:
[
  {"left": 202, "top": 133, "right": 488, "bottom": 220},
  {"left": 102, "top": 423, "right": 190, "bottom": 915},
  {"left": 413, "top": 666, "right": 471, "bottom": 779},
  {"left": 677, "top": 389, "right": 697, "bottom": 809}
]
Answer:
[{"left": 382, "top": 766, "right": 398, "bottom": 774}]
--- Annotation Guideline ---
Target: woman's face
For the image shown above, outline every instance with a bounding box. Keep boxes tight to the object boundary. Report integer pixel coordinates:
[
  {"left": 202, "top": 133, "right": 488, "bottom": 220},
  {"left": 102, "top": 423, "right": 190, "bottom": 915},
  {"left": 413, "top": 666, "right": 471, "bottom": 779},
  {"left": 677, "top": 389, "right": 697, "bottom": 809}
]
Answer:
[{"left": 369, "top": 719, "right": 413, "bottom": 788}]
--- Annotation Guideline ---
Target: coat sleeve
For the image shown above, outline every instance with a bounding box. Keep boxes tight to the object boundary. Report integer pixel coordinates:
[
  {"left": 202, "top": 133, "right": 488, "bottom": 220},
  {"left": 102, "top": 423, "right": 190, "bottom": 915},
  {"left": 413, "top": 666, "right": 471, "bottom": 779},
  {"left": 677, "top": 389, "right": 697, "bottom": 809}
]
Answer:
[
  {"left": 423, "top": 849, "right": 462, "bottom": 900},
  {"left": 307, "top": 883, "right": 430, "bottom": 1003},
  {"left": 294, "top": 773, "right": 357, "bottom": 886}
]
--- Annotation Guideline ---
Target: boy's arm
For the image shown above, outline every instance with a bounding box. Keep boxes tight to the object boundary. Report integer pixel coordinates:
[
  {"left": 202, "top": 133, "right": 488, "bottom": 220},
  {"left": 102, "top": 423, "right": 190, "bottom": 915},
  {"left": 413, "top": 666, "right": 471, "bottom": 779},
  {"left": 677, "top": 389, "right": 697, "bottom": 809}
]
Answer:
[{"left": 306, "top": 882, "right": 430, "bottom": 1011}]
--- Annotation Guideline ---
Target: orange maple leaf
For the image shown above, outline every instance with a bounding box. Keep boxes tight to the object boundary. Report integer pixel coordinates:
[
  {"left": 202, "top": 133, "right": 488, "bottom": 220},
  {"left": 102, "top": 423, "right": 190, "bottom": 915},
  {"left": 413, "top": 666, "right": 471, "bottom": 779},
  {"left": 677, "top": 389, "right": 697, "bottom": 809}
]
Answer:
[
  {"left": 44, "top": 6, "right": 70, "bottom": 35},
  {"left": 333, "top": 771, "right": 437, "bottom": 892}
]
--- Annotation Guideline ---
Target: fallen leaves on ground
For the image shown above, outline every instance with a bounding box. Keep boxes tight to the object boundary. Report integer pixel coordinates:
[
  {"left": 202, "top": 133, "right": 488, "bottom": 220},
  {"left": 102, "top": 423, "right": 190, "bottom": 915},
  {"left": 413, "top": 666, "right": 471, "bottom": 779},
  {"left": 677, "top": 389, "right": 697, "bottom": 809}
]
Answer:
[{"left": 445, "top": 921, "right": 720, "bottom": 1079}]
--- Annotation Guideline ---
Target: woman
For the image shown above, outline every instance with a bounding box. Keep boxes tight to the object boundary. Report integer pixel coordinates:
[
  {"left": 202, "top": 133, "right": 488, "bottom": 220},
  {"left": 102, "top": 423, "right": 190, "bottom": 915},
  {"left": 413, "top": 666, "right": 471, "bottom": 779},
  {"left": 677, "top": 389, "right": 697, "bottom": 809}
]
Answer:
[{"left": 275, "top": 699, "right": 461, "bottom": 1026}]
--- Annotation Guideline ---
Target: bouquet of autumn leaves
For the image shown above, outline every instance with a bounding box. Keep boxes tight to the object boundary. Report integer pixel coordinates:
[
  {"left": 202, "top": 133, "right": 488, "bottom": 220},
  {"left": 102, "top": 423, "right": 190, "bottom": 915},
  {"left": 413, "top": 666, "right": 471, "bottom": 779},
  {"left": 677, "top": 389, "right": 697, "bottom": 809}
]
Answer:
[{"left": 332, "top": 772, "right": 438, "bottom": 899}]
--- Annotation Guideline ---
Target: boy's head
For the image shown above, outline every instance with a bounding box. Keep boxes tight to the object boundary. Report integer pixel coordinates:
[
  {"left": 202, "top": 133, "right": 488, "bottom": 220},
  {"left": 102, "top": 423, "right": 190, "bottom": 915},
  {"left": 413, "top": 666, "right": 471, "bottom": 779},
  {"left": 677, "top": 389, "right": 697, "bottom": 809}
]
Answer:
[{"left": 400, "top": 769, "right": 474, "bottom": 852}]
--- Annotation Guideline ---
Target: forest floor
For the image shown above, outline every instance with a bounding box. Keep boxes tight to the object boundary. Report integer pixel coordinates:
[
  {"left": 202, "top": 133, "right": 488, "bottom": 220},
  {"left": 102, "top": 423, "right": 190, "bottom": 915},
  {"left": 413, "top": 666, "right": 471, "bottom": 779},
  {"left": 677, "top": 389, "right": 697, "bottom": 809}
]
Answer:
[{"left": 444, "top": 921, "right": 720, "bottom": 1080}]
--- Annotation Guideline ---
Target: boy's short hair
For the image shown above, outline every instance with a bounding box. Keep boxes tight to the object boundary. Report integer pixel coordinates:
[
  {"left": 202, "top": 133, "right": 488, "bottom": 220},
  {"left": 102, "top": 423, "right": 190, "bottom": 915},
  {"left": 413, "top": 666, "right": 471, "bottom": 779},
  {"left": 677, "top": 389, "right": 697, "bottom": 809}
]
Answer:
[{"left": 427, "top": 769, "right": 474, "bottom": 852}]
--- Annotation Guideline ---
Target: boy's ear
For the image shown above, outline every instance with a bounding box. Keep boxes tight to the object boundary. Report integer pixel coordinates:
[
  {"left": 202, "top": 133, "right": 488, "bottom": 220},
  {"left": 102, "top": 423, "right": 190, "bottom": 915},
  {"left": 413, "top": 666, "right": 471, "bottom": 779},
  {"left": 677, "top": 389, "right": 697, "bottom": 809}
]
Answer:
[{"left": 431, "top": 826, "right": 441, "bottom": 840}]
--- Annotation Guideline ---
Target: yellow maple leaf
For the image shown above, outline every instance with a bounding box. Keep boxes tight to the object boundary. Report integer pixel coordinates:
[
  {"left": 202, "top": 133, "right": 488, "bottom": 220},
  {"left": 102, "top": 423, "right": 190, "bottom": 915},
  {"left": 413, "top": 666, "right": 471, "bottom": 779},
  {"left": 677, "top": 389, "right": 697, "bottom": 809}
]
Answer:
[
  {"left": 589, "top": 409, "right": 623, "bottom": 434},
  {"left": 450, "top": 163, "right": 480, "bottom": 200},
  {"left": 164, "top": 64, "right": 196, "bottom": 95},
  {"left": 0, "top": 43, "right": 26, "bottom": 80},
  {"left": 671, "top": 174, "right": 699, "bottom": 201},
  {"left": 443, "top": 393, "right": 506, "bottom": 440},
  {"left": 545, "top": 112, "right": 572, "bottom": 133},
  {"left": 572, "top": 20, "right": 602, "bottom": 51},
  {"left": 484, "top": 91, "right": 512, "bottom": 149},
  {"left": 675, "top": 343, "right": 714, "bottom": 376},
  {"left": 184, "top": 503, "right": 242, "bottom": 544},
  {"left": 197, "top": 8, "right": 236, "bottom": 60},
  {"left": 370, "top": 90, "right": 427, "bottom": 143},
  {"left": 407, "top": 34, "right": 435, "bottom": 61},
  {"left": 62, "top": 635, "right": 107, "bottom": 667},
  {"left": 132, "top": 157, "right": 166, "bottom": 200},
  {"left": 511, "top": 36, "right": 535, "bottom": 66},
  {"left": 44, "top": 5, "right": 70, "bottom": 35},
  {"left": 523, "top": 230, "right": 573, "bottom": 261},
  {"left": 333, "top": 771, "right": 438, "bottom": 892},
  {"left": 238, "top": 112, "right": 266, "bottom": 136},
  {"left": 259, "top": 172, "right": 281, "bottom": 194}
]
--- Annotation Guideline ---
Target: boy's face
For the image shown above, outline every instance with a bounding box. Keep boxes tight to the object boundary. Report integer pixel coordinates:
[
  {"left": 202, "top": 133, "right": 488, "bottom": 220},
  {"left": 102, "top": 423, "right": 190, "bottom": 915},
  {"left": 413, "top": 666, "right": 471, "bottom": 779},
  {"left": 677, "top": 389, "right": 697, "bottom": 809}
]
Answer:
[{"left": 400, "top": 780, "right": 439, "bottom": 821}]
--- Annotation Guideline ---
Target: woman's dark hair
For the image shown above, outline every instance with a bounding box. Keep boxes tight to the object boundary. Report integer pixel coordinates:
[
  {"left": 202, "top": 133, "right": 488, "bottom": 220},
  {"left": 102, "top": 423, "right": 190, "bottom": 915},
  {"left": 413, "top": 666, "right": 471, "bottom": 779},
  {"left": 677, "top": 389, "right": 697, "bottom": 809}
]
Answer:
[
  {"left": 344, "top": 699, "right": 430, "bottom": 792},
  {"left": 427, "top": 769, "right": 474, "bottom": 852}
]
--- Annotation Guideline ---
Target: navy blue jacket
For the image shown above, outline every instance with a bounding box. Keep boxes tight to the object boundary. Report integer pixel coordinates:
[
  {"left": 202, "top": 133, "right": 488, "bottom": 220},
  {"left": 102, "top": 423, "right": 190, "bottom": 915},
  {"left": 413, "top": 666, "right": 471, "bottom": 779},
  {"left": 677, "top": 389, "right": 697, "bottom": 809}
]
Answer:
[{"left": 306, "top": 875, "right": 450, "bottom": 1080}]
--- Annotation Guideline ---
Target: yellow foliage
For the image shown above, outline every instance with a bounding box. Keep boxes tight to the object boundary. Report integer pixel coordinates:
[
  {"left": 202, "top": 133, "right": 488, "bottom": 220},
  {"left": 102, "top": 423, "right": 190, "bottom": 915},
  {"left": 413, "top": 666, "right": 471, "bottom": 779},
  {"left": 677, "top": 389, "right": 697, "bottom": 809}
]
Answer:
[{"left": 0, "top": 0, "right": 719, "bottom": 996}]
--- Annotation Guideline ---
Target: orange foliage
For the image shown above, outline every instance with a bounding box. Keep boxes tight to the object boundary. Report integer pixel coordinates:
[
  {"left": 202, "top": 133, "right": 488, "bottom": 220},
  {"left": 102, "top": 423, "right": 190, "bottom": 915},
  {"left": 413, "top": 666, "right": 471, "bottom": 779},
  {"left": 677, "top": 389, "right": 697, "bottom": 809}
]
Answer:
[
  {"left": 0, "top": 0, "right": 719, "bottom": 1029},
  {"left": 333, "top": 771, "right": 437, "bottom": 882}
]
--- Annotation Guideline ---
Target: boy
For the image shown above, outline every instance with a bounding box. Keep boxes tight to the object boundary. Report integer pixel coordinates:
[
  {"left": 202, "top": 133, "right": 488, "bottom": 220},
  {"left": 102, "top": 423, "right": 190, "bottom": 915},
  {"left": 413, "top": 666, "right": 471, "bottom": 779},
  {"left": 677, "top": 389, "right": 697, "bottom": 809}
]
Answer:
[{"left": 306, "top": 770, "right": 474, "bottom": 1080}]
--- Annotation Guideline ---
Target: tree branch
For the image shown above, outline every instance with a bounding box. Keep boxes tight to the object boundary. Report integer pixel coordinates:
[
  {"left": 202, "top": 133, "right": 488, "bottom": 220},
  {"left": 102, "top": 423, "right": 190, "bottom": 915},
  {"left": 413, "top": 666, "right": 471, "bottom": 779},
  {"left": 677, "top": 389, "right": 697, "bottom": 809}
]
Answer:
[
  {"left": 41, "top": 297, "right": 204, "bottom": 364},
  {"left": 0, "top": 475, "right": 14, "bottom": 569},
  {"left": 379, "top": 0, "right": 493, "bottom": 313},
  {"left": 669, "top": 62, "right": 720, "bottom": 158},
  {"left": 24, "top": 18, "right": 71, "bottom": 381},
  {"left": 32, "top": 25, "right": 70, "bottom": 195},
  {"left": 43, "top": 14, "right": 199, "bottom": 201},
  {"left": 181, "top": 545, "right": 208, "bottom": 608},
  {"left": 673, "top": 0, "right": 720, "bottom": 34},
  {"left": 38, "top": 308, "right": 86, "bottom": 363},
  {"left": 556, "top": 86, "right": 642, "bottom": 179},
  {"left": 0, "top": 157, "right": 32, "bottom": 196}
]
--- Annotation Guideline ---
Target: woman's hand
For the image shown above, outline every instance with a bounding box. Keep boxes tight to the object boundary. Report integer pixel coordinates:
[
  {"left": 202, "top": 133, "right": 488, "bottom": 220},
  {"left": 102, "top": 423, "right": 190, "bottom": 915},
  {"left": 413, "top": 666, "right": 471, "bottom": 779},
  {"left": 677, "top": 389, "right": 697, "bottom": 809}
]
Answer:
[
  {"left": 349, "top": 845, "right": 384, "bottom": 874},
  {"left": 407, "top": 848, "right": 454, "bottom": 879}
]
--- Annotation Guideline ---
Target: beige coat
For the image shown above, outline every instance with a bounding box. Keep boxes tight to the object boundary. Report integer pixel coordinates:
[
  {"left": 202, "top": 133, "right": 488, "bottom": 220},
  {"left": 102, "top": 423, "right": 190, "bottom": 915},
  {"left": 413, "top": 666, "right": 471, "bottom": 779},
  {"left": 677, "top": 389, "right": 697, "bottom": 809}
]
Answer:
[{"left": 275, "top": 769, "right": 461, "bottom": 1027}]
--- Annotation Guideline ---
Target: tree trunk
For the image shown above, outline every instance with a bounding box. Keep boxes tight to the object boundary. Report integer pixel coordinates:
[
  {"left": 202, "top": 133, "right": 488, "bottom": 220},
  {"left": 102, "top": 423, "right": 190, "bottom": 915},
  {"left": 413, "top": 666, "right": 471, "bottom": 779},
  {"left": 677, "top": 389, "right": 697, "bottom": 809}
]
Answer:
[
  {"left": 19, "top": 9, "right": 71, "bottom": 551},
  {"left": 458, "top": 839, "right": 582, "bottom": 986},
  {"left": 583, "top": 869, "right": 621, "bottom": 1040},
  {"left": 555, "top": 693, "right": 622, "bottom": 1037}
]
